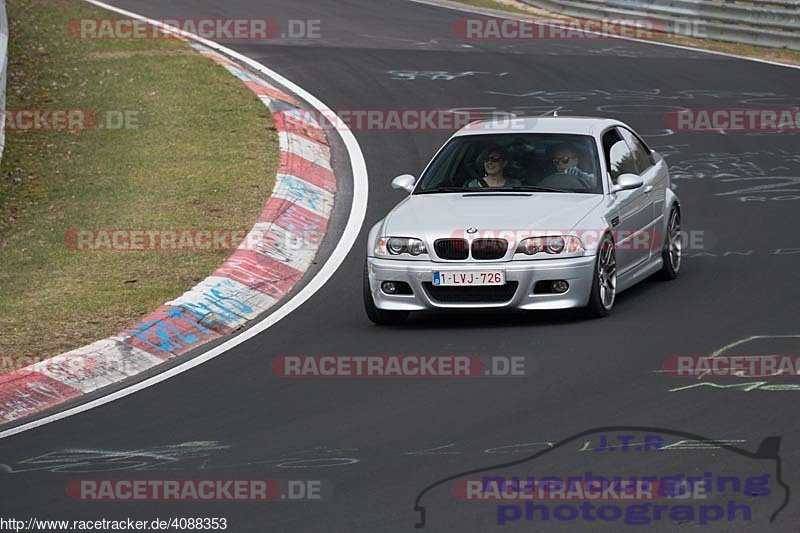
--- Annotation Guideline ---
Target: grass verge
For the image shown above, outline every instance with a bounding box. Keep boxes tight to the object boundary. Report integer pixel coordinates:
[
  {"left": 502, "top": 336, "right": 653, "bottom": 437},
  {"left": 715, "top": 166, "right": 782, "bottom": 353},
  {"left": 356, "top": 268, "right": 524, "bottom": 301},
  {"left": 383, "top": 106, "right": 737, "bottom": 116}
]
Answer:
[{"left": 0, "top": 0, "right": 279, "bottom": 365}]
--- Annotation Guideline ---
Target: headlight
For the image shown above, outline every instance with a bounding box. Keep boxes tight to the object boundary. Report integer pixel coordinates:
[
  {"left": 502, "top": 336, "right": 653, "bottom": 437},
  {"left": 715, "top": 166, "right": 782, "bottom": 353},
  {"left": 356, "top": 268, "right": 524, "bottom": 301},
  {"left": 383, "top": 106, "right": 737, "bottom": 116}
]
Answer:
[
  {"left": 516, "top": 235, "right": 584, "bottom": 256},
  {"left": 546, "top": 236, "right": 565, "bottom": 254},
  {"left": 375, "top": 237, "right": 427, "bottom": 257}
]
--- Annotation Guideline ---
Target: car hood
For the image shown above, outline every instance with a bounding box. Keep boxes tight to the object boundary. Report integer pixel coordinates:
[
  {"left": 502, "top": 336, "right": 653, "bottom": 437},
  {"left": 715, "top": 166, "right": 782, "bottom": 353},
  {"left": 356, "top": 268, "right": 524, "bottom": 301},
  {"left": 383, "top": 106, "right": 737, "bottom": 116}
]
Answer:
[{"left": 383, "top": 192, "right": 604, "bottom": 238}]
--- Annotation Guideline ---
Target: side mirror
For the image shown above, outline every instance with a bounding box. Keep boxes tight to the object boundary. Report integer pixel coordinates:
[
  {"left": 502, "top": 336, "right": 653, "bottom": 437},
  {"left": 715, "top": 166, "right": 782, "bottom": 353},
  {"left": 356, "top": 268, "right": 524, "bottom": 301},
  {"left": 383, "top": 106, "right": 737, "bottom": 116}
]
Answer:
[
  {"left": 391, "top": 174, "right": 416, "bottom": 193},
  {"left": 613, "top": 173, "right": 644, "bottom": 192}
]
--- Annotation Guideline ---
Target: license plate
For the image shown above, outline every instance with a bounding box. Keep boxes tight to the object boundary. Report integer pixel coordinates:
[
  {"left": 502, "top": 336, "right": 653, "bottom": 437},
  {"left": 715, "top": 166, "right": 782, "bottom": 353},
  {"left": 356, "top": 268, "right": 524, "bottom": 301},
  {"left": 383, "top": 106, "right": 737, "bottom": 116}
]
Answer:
[{"left": 433, "top": 270, "right": 505, "bottom": 286}]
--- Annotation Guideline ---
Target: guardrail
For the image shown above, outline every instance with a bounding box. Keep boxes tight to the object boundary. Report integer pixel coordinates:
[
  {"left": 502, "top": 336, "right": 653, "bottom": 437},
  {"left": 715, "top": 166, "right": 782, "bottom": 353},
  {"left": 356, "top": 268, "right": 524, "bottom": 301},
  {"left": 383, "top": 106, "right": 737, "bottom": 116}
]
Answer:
[
  {"left": 0, "top": 0, "right": 7, "bottom": 161},
  {"left": 520, "top": 0, "right": 800, "bottom": 51}
]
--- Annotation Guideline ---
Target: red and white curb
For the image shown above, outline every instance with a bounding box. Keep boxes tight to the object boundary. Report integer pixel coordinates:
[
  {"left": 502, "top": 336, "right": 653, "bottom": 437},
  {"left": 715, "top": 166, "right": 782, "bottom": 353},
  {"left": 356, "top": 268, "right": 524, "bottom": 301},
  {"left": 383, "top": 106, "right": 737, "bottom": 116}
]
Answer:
[{"left": 0, "top": 39, "right": 340, "bottom": 425}]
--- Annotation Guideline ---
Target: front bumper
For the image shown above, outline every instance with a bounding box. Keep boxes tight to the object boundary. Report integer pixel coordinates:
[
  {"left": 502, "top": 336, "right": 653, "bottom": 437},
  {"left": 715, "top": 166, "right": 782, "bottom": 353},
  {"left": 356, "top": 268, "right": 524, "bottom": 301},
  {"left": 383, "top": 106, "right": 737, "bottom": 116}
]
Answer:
[{"left": 367, "top": 255, "right": 596, "bottom": 311}]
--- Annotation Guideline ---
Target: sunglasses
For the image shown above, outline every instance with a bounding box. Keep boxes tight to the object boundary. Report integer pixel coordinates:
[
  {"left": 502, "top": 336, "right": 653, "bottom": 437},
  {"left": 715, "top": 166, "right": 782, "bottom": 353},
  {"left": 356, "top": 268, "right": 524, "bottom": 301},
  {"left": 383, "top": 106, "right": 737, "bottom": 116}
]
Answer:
[
  {"left": 485, "top": 155, "right": 504, "bottom": 163},
  {"left": 552, "top": 155, "right": 576, "bottom": 164}
]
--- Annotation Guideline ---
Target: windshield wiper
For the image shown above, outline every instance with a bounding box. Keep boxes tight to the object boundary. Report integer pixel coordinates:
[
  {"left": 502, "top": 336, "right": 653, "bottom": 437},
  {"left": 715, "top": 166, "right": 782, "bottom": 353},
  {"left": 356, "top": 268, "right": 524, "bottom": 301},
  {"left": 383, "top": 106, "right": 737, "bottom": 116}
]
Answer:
[
  {"left": 415, "top": 187, "right": 466, "bottom": 194},
  {"left": 513, "top": 186, "right": 569, "bottom": 193},
  {"left": 462, "top": 186, "right": 568, "bottom": 193},
  {"left": 416, "top": 186, "right": 569, "bottom": 194}
]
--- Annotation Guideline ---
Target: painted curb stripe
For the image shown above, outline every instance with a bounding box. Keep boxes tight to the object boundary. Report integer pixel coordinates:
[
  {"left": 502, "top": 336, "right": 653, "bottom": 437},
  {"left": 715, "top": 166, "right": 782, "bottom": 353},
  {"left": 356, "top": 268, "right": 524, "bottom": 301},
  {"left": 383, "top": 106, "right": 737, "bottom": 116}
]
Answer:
[
  {"left": 258, "top": 197, "right": 329, "bottom": 235},
  {"left": 0, "top": 374, "right": 82, "bottom": 423},
  {"left": 241, "top": 222, "right": 320, "bottom": 272},
  {"left": 214, "top": 249, "right": 303, "bottom": 302},
  {"left": 278, "top": 131, "right": 332, "bottom": 170},
  {"left": 166, "top": 276, "right": 280, "bottom": 332},
  {"left": 31, "top": 339, "right": 163, "bottom": 394},
  {"left": 0, "top": 30, "right": 335, "bottom": 424},
  {"left": 279, "top": 151, "right": 336, "bottom": 193},
  {"left": 126, "top": 305, "right": 224, "bottom": 358},
  {"left": 273, "top": 112, "right": 329, "bottom": 145}
]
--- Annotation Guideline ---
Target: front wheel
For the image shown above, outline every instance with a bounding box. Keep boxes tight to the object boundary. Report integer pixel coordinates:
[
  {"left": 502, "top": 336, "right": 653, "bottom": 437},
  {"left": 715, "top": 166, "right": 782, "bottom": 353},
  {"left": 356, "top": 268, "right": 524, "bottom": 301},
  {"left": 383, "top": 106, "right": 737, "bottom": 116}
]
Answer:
[
  {"left": 657, "top": 207, "right": 681, "bottom": 280},
  {"left": 363, "top": 261, "right": 409, "bottom": 325},
  {"left": 585, "top": 234, "right": 617, "bottom": 318}
]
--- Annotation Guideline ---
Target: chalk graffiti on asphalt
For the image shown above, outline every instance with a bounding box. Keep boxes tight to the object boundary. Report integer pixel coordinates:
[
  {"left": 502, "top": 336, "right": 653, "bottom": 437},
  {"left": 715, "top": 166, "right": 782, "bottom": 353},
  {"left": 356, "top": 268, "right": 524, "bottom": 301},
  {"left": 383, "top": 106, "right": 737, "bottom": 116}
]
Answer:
[
  {"left": 387, "top": 70, "right": 507, "bottom": 81},
  {"left": 651, "top": 144, "right": 800, "bottom": 201},
  {"left": 0, "top": 444, "right": 362, "bottom": 474},
  {"left": 683, "top": 248, "right": 800, "bottom": 258},
  {"left": 482, "top": 89, "right": 800, "bottom": 137},
  {"left": 0, "top": 441, "right": 230, "bottom": 473},
  {"left": 402, "top": 436, "right": 745, "bottom": 457},
  {"left": 715, "top": 176, "right": 800, "bottom": 202},
  {"left": 668, "top": 335, "right": 800, "bottom": 393},
  {"left": 2, "top": 434, "right": 754, "bottom": 475}
]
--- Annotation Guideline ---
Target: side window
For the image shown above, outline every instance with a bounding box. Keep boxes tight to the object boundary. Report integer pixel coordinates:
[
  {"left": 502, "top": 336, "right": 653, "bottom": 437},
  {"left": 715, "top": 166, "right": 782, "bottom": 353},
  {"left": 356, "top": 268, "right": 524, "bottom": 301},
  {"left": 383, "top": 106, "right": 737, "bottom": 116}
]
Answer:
[
  {"left": 618, "top": 127, "right": 654, "bottom": 174},
  {"left": 602, "top": 129, "right": 636, "bottom": 184}
]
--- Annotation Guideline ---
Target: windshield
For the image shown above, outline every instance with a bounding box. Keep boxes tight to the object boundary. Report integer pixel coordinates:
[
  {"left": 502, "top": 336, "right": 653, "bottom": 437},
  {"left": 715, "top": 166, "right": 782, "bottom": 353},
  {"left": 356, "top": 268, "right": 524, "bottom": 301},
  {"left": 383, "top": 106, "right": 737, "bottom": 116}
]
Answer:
[{"left": 415, "top": 133, "right": 603, "bottom": 194}]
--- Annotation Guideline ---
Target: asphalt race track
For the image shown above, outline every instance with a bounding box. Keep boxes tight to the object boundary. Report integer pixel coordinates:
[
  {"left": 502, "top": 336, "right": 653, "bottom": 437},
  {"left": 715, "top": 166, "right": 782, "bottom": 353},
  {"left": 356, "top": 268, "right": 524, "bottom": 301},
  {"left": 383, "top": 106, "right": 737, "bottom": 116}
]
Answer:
[{"left": 2, "top": 1, "right": 800, "bottom": 531}]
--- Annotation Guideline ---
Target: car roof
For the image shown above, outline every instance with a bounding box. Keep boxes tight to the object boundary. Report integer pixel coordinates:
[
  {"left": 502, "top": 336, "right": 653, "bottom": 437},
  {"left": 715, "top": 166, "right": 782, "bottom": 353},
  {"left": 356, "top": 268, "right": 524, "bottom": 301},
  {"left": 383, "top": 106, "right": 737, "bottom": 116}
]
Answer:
[{"left": 453, "top": 116, "right": 625, "bottom": 137}]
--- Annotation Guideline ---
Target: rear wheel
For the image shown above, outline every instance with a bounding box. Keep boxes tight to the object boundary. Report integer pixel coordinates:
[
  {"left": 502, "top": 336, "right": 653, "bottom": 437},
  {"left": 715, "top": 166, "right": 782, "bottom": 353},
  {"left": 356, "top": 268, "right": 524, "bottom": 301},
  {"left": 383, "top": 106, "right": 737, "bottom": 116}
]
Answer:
[
  {"left": 363, "top": 261, "right": 409, "bottom": 325},
  {"left": 585, "top": 234, "right": 616, "bottom": 318},
  {"left": 657, "top": 207, "right": 681, "bottom": 280}
]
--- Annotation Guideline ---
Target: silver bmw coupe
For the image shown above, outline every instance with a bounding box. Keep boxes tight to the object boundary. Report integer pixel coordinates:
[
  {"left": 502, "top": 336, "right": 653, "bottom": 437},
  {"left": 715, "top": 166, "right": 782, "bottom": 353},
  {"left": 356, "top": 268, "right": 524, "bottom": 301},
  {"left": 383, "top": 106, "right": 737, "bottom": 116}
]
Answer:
[{"left": 364, "top": 117, "right": 682, "bottom": 324}]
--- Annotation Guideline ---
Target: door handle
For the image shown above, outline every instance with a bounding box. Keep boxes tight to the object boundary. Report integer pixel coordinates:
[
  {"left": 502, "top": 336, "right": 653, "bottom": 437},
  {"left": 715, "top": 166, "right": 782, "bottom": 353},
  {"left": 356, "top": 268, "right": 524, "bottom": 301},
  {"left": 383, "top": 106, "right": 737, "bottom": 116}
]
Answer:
[{"left": 644, "top": 185, "right": 654, "bottom": 194}]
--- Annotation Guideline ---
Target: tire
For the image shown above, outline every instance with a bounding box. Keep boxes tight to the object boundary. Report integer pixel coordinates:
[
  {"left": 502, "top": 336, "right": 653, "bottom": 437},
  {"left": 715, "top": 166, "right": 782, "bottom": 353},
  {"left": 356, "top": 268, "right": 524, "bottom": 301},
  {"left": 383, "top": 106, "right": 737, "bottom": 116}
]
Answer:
[
  {"left": 657, "top": 206, "right": 681, "bottom": 281},
  {"left": 585, "top": 234, "right": 617, "bottom": 318},
  {"left": 363, "top": 261, "right": 409, "bottom": 325}
]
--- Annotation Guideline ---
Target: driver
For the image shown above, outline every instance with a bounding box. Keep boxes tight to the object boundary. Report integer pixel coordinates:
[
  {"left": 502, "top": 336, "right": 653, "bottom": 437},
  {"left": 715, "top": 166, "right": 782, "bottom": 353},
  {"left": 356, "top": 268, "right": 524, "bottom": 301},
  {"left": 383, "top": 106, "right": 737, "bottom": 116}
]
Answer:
[{"left": 542, "top": 143, "right": 595, "bottom": 188}]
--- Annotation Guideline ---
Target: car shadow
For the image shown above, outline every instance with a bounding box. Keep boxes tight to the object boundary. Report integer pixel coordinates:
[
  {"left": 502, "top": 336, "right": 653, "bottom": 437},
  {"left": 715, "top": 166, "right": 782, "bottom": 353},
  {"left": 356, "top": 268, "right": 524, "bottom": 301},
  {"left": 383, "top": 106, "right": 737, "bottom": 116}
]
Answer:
[{"left": 393, "top": 279, "right": 670, "bottom": 330}]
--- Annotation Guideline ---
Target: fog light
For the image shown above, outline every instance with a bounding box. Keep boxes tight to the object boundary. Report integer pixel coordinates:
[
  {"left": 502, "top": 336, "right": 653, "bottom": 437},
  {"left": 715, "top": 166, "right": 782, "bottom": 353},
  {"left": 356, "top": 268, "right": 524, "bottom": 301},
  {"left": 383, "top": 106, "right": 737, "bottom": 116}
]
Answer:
[
  {"left": 552, "top": 280, "right": 569, "bottom": 293},
  {"left": 381, "top": 281, "right": 397, "bottom": 294}
]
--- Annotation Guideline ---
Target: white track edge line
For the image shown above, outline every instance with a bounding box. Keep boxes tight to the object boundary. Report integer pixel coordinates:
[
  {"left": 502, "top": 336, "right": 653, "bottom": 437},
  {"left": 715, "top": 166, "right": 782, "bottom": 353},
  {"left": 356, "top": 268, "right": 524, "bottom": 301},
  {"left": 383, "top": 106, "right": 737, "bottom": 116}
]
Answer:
[
  {"left": 409, "top": 0, "right": 800, "bottom": 71},
  {"left": 0, "top": 0, "right": 369, "bottom": 440}
]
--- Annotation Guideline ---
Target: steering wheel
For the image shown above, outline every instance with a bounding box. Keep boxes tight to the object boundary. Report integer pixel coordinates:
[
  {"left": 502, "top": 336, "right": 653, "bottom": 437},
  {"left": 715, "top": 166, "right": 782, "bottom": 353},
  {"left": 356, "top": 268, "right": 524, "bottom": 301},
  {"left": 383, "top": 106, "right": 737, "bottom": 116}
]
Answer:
[{"left": 536, "top": 172, "right": 588, "bottom": 191}]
